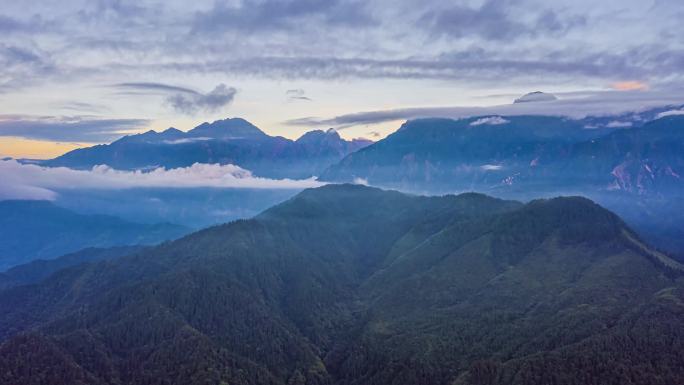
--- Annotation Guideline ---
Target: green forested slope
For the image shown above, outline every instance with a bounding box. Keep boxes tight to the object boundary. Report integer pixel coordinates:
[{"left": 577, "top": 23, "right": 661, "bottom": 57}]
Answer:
[{"left": 0, "top": 184, "right": 682, "bottom": 385}]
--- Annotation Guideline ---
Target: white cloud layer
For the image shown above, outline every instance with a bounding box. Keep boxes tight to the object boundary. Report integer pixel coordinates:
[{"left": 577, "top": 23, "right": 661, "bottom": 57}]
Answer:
[
  {"left": 480, "top": 164, "right": 503, "bottom": 171},
  {"left": 0, "top": 160, "right": 322, "bottom": 201},
  {"left": 352, "top": 177, "right": 369, "bottom": 186},
  {"left": 656, "top": 109, "right": 684, "bottom": 119},
  {"left": 470, "top": 116, "right": 509, "bottom": 126},
  {"left": 289, "top": 90, "right": 684, "bottom": 128}
]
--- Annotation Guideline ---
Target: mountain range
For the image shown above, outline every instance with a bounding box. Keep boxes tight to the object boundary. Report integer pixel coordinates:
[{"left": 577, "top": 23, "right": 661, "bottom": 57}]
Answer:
[
  {"left": 41, "top": 118, "right": 372, "bottom": 179},
  {"left": 318, "top": 113, "right": 684, "bottom": 258},
  {"left": 319, "top": 114, "right": 684, "bottom": 195},
  {"left": 0, "top": 200, "right": 188, "bottom": 270},
  {"left": 28, "top": 111, "right": 684, "bottom": 259},
  {"left": 1, "top": 184, "right": 683, "bottom": 385}
]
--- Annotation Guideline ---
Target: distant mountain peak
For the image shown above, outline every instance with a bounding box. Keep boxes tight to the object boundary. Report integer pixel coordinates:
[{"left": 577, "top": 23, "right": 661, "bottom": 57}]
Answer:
[
  {"left": 514, "top": 91, "right": 558, "bottom": 103},
  {"left": 114, "top": 127, "right": 183, "bottom": 144},
  {"left": 162, "top": 127, "right": 183, "bottom": 135},
  {"left": 39, "top": 115, "right": 369, "bottom": 177},
  {"left": 297, "top": 129, "right": 341, "bottom": 142},
  {"left": 188, "top": 117, "right": 267, "bottom": 139}
]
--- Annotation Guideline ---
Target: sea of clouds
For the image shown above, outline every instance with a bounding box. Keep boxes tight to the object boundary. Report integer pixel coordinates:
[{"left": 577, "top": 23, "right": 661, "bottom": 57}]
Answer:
[{"left": 0, "top": 160, "right": 322, "bottom": 201}]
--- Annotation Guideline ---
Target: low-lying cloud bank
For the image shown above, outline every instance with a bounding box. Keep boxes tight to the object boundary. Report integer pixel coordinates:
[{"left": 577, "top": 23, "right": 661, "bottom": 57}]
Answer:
[
  {"left": 0, "top": 160, "right": 322, "bottom": 201},
  {"left": 287, "top": 89, "right": 684, "bottom": 128}
]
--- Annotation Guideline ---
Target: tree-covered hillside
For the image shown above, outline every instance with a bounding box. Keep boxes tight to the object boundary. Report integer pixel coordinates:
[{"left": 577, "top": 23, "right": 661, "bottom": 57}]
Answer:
[{"left": 0, "top": 184, "right": 682, "bottom": 385}]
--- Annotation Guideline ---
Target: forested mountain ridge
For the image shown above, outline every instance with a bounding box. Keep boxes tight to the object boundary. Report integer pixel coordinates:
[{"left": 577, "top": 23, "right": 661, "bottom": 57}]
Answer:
[
  {"left": 0, "top": 184, "right": 682, "bottom": 385},
  {"left": 0, "top": 246, "right": 146, "bottom": 290},
  {"left": 318, "top": 114, "right": 684, "bottom": 260}
]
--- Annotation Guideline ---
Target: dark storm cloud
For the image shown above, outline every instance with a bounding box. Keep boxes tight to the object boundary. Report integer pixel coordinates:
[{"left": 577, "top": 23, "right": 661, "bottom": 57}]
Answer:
[{"left": 0, "top": 115, "right": 149, "bottom": 142}]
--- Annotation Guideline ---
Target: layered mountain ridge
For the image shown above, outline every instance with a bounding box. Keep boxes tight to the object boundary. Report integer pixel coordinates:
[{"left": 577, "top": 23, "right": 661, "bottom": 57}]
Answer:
[
  {"left": 41, "top": 118, "right": 372, "bottom": 179},
  {"left": 0, "top": 200, "right": 188, "bottom": 270},
  {"left": 0, "top": 184, "right": 682, "bottom": 385},
  {"left": 320, "top": 114, "right": 684, "bottom": 195}
]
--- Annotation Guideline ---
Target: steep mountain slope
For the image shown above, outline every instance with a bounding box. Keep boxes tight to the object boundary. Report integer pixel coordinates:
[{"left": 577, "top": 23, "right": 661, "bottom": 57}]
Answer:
[
  {"left": 0, "top": 200, "right": 188, "bottom": 270},
  {"left": 320, "top": 115, "right": 684, "bottom": 194},
  {"left": 319, "top": 115, "right": 605, "bottom": 190},
  {"left": 561, "top": 115, "right": 684, "bottom": 194},
  {"left": 0, "top": 246, "right": 145, "bottom": 290},
  {"left": 41, "top": 118, "right": 372, "bottom": 179},
  {"left": 0, "top": 185, "right": 682, "bottom": 385}
]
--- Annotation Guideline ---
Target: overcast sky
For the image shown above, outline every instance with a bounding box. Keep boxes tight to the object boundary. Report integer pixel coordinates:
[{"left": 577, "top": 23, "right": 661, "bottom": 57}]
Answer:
[{"left": 1, "top": 0, "right": 683, "bottom": 157}]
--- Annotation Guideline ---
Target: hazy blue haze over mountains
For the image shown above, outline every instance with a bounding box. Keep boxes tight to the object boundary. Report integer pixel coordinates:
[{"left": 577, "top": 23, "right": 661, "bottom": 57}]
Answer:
[
  {"left": 27, "top": 109, "right": 684, "bottom": 258},
  {"left": 0, "top": 200, "right": 188, "bottom": 270},
  {"left": 51, "top": 187, "right": 300, "bottom": 229}
]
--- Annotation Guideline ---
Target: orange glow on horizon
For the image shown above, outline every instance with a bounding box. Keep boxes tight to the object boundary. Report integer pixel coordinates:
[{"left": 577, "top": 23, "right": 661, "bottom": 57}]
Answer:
[
  {"left": 0, "top": 137, "right": 88, "bottom": 159},
  {"left": 611, "top": 81, "right": 649, "bottom": 91}
]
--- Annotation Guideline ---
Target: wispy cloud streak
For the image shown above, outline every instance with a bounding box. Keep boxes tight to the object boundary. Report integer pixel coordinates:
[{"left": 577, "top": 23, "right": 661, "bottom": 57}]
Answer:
[
  {"left": 286, "top": 90, "right": 684, "bottom": 127},
  {"left": 0, "top": 115, "right": 149, "bottom": 142}
]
